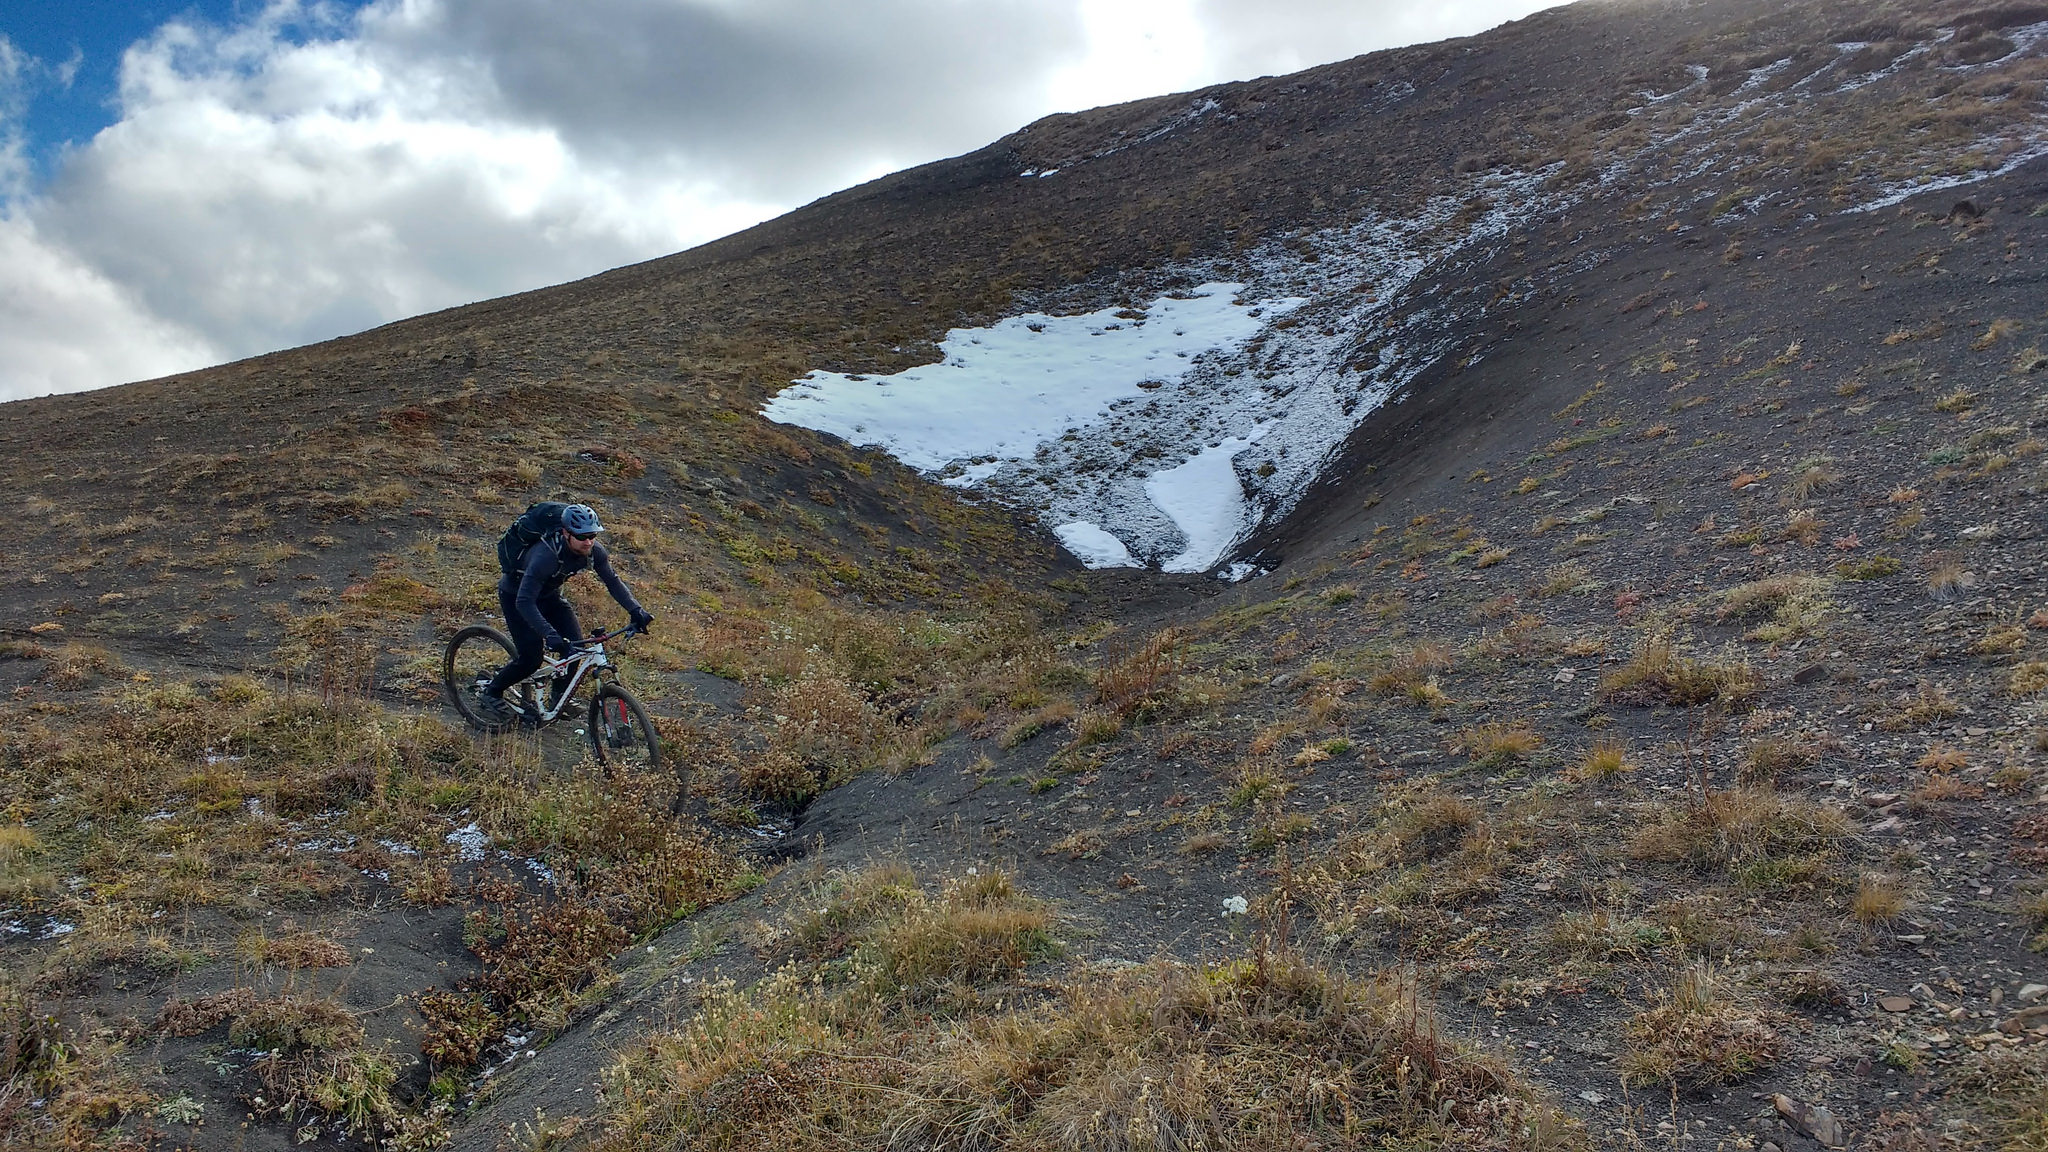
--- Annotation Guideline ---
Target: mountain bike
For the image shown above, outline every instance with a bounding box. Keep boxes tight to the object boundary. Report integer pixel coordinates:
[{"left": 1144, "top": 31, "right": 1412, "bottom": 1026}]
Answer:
[{"left": 442, "top": 622, "right": 686, "bottom": 812}]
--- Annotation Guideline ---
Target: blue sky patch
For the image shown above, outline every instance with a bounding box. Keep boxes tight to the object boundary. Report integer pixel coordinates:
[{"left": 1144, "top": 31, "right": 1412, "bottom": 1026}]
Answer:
[{"left": 0, "top": 1, "right": 371, "bottom": 182}]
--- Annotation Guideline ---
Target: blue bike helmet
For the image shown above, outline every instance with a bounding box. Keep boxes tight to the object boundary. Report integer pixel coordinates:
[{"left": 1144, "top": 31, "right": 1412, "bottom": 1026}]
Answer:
[{"left": 561, "top": 504, "right": 605, "bottom": 536}]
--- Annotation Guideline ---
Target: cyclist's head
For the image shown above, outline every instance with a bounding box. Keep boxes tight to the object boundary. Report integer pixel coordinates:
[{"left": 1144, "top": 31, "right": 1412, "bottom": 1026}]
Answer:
[{"left": 561, "top": 504, "right": 605, "bottom": 541}]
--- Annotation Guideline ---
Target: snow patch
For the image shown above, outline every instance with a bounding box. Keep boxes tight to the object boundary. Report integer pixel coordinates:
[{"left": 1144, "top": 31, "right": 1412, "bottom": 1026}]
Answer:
[
  {"left": 1845, "top": 138, "right": 2048, "bottom": 213},
  {"left": 1147, "top": 432, "right": 1264, "bottom": 573},
  {"left": 1053, "top": 521, "right": 1135, "bottom": 569},
  {"left": 445, "top": 822, "right": 487, "bottom": 863},
  {"left": 764, "top": 284, "right": 1272, "bottom": 475},
  {"left": 765, "top": 284, "right": 1295, "bottom": 568}
]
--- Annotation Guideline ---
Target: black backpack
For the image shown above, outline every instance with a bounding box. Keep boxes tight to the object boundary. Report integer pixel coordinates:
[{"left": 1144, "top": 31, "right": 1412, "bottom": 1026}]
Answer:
[{"left": 497, "top": 501, "right": 569, "bottom": 577}]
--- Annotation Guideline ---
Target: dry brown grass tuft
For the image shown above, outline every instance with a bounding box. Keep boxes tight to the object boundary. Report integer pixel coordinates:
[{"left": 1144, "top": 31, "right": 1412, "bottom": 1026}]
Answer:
[
  {"left": 1470, "top": 613, "right": 1553, "bottom": 663},
  {"left": 897, "top": 958, "right": 1561, "bottom": 1151},
  {"left": 599, "top": 942, "right": 1576, "bottom": 1152},
  {"left": 767, "top": 666, "right": 884, "bottom": 780},
  {"left": 1629, "top": 789, "right": 1850, "bottom": 874},
  {"left": 1972, "top": 318, "right": 2023, "bottom": 350},
  {"left": 1368, "top": 641, "right": 1455, "bottom": 701},
  {"left": 1970, "top": 624, "right": 2029, "bottom": 657},
  {"left": 1775, "top": 508, "right": 1824, "bottom": 547},
  {"left": 1548, "top": 910, "right": 1667, "bottom": 961},
  {"left": 1093, "top": 627, "right": 1187, "bottom": 721},
  {"left": 1536, "top": 561, "right": 1598, "bottom": 597},
  {"left": 739, "top": 750, "right": 823, "bottom": 809},
  {"left": 1001, "top": 699, "right": 1076, "bottom": 748},
  {"left": 237, "top": 929, "right": 353, "bottom": 970},
  {"left": 0, "top": 639, "right": 51, "bottom": 662},
  {"left": 1599, "top": 637, "right": 1759, "bottom": 709},
  {"left": 229, "top": 994, "right": 363, "bottom": 1054},
  {"left": 1926, "top": 555, "right": 1977, "bottom": 600},
  {"left": 1575, "top": 738, "right": 1633, "bottom": 782},
  {"left": 870, "top": 872, "right": 1059, "bottom": 998},
  {"left": 44, "top": 643, "right": 123, "bottom": 691},
  {"left": 1917, "top": 745, "right": 1968, "bottom": 774},
  {"left": 1739, "top": 735, "right": 1819, "bottom": 787},
  {"left": 1714, "top": 575, "right": 1833, "bottom": 643},
  {"left": 149, "top": 991, "right": 402, "bottom": 1139},
  {"left": 1785, "top": 457, "right": 1840, "bottom": 502},
  {"left": 1386, "top": 795, "right": 1484, "bottom": 864},
  {"left": 1880, "top": 681, "right": 1966, "bottom": 730},
  {"left": 1459, "top": 721, "right": 1543, "bottom": 768},
  {"left": 0, "top": 825, "right": 52, "bottom": 904},
  {"left": 1852, "top": 873, "right": 1908, "bottom": 925},
  {"left": 782, "top": 866, "right": 1057, "bottom": 1004},
  {"left": 2011, "top": 661, "right": 2048, "bottom": 698},
  {"left": 1619, "top": 963, "right": 1782, "bottom": 1087},
  {"left": 1071, "top": 710, "right": 1124, "bottom": 747},
  {"left": 155, "top": 989, "right": 262, "bottom": 1037}
]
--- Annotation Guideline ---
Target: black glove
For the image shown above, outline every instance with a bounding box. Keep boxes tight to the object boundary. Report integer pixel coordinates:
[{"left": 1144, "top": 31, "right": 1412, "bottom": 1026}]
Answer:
[
  {"left": 629, "top": 609, "right": 655, "bottom": 631},
  {"left": 547, "top": 634, "right": 576, "bottom": 656}
]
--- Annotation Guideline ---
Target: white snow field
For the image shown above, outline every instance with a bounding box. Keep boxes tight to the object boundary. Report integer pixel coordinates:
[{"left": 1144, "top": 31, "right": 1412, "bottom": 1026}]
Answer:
[
  {"left": 762, "top": 284, "right": 1278, "bottom": 481},
  {"left": 762, "top": 283, "right": 1311, "bottom": 574}
]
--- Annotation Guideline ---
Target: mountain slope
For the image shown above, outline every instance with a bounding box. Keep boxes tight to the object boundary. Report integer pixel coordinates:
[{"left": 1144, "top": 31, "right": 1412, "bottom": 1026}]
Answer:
[{"left": 6, "top": 1, "right": 2048, "bottom": 1149}]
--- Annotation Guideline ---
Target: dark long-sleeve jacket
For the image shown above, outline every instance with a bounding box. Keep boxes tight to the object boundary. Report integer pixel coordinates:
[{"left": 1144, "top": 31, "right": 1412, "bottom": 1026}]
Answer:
[{"left": 505, "top": 534, "right": 644, "bottom": 646}]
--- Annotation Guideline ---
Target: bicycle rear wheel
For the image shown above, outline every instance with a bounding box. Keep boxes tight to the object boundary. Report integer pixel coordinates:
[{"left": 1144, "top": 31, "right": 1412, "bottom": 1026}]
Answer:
[
  {"left": 587, "top": 683, "right": 685, "bottom": 813},
  {"left": 444, "top": 625, "right": 526, "bottom": 732}
]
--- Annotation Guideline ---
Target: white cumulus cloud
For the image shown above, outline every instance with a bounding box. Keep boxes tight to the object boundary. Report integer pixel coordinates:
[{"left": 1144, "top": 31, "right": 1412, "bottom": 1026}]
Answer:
[{"left": 0, "top": 0, "right": 1555, "bottom": 402}]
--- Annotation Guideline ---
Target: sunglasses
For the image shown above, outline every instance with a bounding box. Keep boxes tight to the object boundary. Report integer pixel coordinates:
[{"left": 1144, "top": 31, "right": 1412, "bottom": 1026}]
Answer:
[{"left": 569, "top": 532, "right": 597, "bottom": 542}]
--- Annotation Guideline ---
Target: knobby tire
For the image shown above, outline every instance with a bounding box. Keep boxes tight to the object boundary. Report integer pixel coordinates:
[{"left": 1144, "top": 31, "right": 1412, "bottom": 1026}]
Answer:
[
  {"left": 587, "top": 683, "right": 685, "bottom": 814},
  {"left": 444, "top": 625, "right": 520, "bottom": 733}
]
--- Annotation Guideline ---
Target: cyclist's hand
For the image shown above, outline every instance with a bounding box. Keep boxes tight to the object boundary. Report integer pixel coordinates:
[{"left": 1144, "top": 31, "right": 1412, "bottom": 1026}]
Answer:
[
  {"left": 547, "top": 634, "right": 576, "bottom": 656},
  {"left": 630, "top": 609, "right": 655, "bottom": 631}
]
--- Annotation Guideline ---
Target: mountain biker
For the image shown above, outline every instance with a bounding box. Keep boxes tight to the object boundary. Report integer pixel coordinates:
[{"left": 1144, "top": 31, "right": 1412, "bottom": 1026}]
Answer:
[{"left": 480, "top": 503, "right": 654, "bottom": 720}]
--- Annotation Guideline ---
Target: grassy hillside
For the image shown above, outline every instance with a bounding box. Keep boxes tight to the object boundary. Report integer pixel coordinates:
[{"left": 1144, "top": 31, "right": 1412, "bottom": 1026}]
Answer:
[{"left": 6, "top": 0, "right": 2048, "bottom": 1148}]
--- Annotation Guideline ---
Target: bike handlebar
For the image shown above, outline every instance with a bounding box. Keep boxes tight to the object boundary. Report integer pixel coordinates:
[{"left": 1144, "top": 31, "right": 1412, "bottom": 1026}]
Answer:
[{"left": 547, "top": 623, "right": 645, "bottom": 663}]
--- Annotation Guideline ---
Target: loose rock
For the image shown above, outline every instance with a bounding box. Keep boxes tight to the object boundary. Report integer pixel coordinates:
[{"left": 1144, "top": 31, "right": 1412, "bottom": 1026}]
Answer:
[{"left": 1773, "top": 1095, "right": 1846, "bottom": 1149}]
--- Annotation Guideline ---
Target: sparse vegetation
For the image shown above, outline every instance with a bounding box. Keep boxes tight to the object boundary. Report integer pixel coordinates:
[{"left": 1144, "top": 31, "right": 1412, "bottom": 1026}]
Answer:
[
  {"left": 1881, "top": 681, "right": 1966, "bottom": 730},
  {"left": 1835, "top": 553, "right": 1900, "bottom": 580},
  {"left": 1576, "top": 738, "right": 1633, "bottom": 782},
  {"left": 1714, "top": 575, "right": 1833, "bottom": 643},
  {"left": 1599, "top": 637, "right": 1759, "bottom": 709},
  {"left": 1927, "top": 556, "right": 1977, "bottom": 599},
  {"left": 1620, "top": 963, "right": 1782, "bottom": 1087},
  {"left": 11, "top": 4, "right": 2048, "bottom": 1146},
  {"left": 1740, "top": 735, "right": 1818, "bottom": 787},
  {"left": 1629, "top": 789, "right": 1850, "bottom": 873},
  {"left": 2011, "top": 662, "right": 2048, "bottom": 698},
  {"left": 1459, "top": 721, "right": 1543, "bottom": 768},
  {"left": 1852, "top": 873, "right": 1908, "bottom": 926},
  {"left": 599, "top": 936, "right": 1571, "bottom": 1152}
]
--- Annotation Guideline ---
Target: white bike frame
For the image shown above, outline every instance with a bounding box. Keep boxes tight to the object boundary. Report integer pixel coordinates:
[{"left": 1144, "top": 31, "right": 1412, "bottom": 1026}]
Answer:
[{"left": 516, "top": 634, "right": 620, "bottom": 724}]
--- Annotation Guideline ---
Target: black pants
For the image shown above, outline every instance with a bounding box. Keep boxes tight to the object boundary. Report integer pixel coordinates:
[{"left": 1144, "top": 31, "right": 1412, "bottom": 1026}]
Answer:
[{"left": 485, "top": 582, "right": 583, "bottom": 697}]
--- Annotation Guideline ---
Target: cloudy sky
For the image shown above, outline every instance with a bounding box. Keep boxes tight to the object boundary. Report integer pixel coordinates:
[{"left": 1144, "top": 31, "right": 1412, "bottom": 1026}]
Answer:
[{"left": 0, "top": 0, "right": 1555, "bottom": 402}]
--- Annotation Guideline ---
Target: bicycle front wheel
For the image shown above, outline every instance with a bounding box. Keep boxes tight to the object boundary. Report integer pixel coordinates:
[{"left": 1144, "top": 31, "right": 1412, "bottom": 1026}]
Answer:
[
  {"left": 587, "top": 683, "right": 682, "bottom": 811},
  {"left": 445, "top": 625, "right": 521, "bottom": 732}
]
